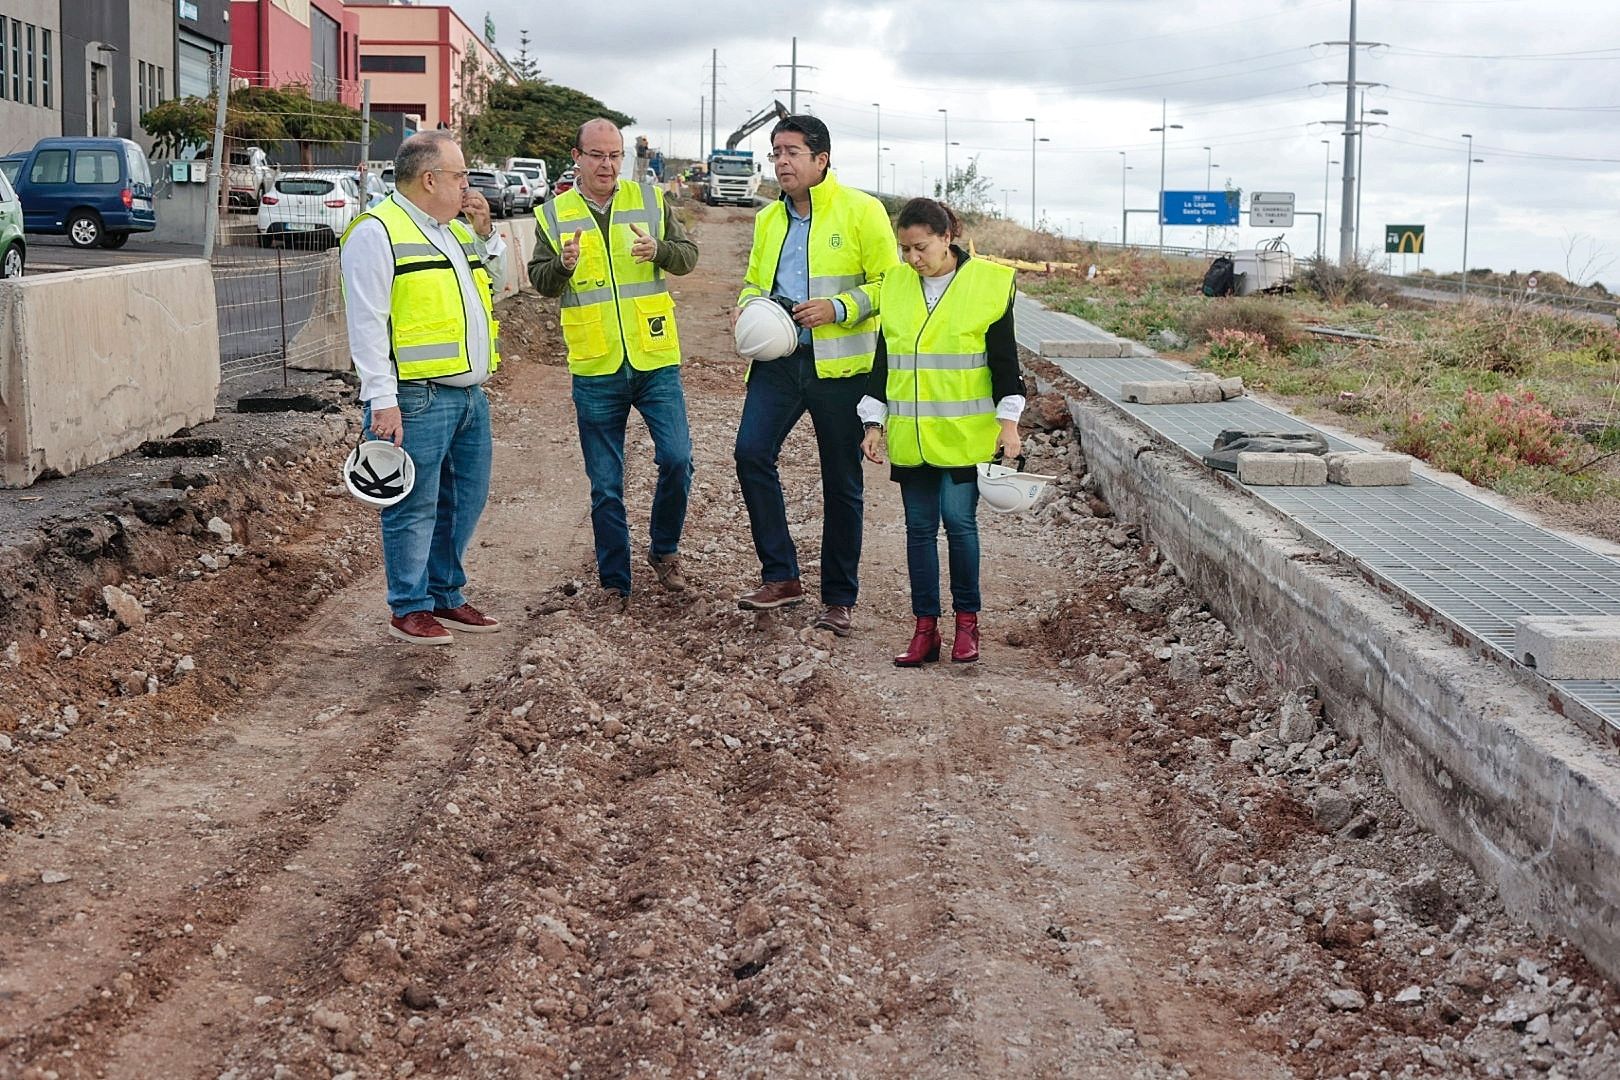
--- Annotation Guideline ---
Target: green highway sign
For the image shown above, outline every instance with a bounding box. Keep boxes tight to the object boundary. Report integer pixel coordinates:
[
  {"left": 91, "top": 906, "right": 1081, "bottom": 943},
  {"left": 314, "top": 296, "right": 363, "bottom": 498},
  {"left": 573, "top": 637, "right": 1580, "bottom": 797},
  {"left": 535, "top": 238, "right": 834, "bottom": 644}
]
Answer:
[{"left": 1386, "top": 224, "right": 1425, "bottom": 254}]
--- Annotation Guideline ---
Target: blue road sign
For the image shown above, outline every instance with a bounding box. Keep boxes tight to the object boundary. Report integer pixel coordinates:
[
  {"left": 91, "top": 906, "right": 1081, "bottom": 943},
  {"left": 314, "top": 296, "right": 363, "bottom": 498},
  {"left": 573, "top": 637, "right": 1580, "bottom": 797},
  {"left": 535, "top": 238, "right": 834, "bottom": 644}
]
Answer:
[{"left": 1161, "top": 190, "right": 1239, "bottom": 226}]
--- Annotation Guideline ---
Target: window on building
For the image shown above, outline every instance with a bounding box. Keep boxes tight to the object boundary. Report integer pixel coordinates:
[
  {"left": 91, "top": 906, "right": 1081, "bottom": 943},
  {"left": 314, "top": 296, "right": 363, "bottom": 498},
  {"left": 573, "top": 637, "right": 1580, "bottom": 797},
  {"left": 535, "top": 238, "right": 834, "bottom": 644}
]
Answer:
[
  {"left": 309, "top": 5, "right": 340, "bottom": 101},
  {"left": 74, "top": 150, "right": 120, "bottom": 185},
  {"left": 138, "top": 60, "right": 147, "bottom": 111},
  {"left": 157, "top": 66, "right": 164, "bottom": 105},
  {"left": 372, "top": 103, "right": 427, "bottom": 116},
  {"left": 23, "top": 22, "right": 33, "bottom": 105},
  {"left": 360, "top": 55, "right": 428, "bottom": 74},
  {"left": 40, "top": 29, "right": 48, "bottom": 108},
  {"left": 10, "top": 20, "right": 20, "bottom": 102},
  {"left": 29, "top": 149, "right": 68, "bottom": 184},
  {"left": 0, "top": 19, "right": 8, "bottom": 103}
]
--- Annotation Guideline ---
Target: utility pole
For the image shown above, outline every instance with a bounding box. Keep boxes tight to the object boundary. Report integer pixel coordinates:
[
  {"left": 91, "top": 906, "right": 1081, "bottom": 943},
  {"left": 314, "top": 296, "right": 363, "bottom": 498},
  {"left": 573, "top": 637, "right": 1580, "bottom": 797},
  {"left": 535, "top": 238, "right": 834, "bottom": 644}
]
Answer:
[
  {"left": 775, "top": 39, "right": 814, "bottom": 114},
  {"left": 359, "top": 79, "right": 372, "bottom": 171},
  {"left": 699, "top": 96, "right": 705, "bottom": 158},
  {"left": 710, "top": 49, "right": 718, "bottom": 154},
  {"left": 873, "top": 102, "right": 881, "bottom": 195},
  {"left": 201, "top": 43, "right": 232, "bottom": 261},
  {"left": 1322, "top": 0, "right": 1384, "bottom": 265}
]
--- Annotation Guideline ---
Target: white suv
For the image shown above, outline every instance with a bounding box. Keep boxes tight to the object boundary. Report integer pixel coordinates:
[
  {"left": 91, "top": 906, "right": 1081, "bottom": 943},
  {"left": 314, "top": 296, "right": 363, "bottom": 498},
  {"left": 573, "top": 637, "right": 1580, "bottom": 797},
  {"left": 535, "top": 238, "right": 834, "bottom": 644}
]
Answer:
[{"left": 256, "top": 172, "right": 363, "bottom": 248}]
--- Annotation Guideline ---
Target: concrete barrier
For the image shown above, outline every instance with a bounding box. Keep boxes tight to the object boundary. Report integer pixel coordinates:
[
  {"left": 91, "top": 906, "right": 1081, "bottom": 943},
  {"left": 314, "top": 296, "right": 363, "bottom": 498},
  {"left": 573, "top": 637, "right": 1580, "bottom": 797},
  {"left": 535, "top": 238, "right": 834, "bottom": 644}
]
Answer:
[
  {"left": 1, "top": 260, "right": 219, "bottom": 488},
  {"left": 1043, "top": 372, "right": 1620, "bottom": 982}
]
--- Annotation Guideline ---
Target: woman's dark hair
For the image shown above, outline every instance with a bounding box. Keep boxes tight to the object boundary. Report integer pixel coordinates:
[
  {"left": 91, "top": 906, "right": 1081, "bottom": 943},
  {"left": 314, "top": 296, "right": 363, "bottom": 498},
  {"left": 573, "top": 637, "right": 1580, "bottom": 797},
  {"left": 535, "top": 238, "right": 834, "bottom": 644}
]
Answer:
[{"left": 896, "top": 197, "right": 962, "bottom": 240}]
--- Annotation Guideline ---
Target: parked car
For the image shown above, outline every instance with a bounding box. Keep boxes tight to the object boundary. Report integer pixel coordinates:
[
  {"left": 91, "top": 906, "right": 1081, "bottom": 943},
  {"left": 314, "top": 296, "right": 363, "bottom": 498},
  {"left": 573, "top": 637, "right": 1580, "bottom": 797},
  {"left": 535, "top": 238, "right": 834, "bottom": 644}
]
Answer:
[
  {"left": 504, "top": 172, "right": 534, "bottom": 213},
  {"left": 226, "top": 146, "right": 278, "bottom": 209},
  {"left": 509, "top": 163, "right": 548, "bottom": 203},
  {"left": 314, "top": 167, "right": 387, "bottom": 209},
  {"left": 553, "top": 168, "right": 576, "bottom": 196},
  {"left": 0, "top": 168, "right": 24, "bottom": 278},
  {"left": 0, "top": 137, "right": 156, "bottom": 248},
  {"left": 256, "top": 172, "right": 363, "bottom": 248},
  {"left": 467, "top": 169, "right": 512, "bottom": 218},
  {"left": 380, "top": 166, "right": 396, "bottom": 193},
  {"left": 503, "top": 157, "right": 549, "bottom": 201}
]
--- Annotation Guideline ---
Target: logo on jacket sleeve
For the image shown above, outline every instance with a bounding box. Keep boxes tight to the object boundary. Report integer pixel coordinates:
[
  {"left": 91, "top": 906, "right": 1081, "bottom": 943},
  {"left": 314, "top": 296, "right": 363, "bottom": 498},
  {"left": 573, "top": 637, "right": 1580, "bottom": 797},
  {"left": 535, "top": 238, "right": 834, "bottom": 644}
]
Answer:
[{"left": 829, "top": 233, "right": 844, "bottom": 249}]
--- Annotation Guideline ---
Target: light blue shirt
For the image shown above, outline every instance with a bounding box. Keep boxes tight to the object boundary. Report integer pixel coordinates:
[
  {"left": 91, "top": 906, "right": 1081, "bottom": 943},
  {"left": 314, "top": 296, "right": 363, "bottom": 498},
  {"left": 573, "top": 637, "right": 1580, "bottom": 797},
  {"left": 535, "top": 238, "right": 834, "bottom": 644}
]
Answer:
[{"left": 772, "top": 195, "right": 844, "bottom": 346}]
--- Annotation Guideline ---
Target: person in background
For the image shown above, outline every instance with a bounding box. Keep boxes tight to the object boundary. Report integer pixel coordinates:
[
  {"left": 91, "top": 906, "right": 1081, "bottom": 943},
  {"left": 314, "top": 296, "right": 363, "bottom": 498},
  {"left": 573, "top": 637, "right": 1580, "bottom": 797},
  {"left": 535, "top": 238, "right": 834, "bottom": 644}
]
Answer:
[
  {"left": 339, "top": 131, "right": 506, "bottom": 644},
  {"left": 732, "top": 115, "right": 899, "bottom": 637},
  {"left": 529, "top": 118, "right": 699, "bottom": 609},
  {"left": 859, "top": 198, "right": 1025, "bottom": 666}
]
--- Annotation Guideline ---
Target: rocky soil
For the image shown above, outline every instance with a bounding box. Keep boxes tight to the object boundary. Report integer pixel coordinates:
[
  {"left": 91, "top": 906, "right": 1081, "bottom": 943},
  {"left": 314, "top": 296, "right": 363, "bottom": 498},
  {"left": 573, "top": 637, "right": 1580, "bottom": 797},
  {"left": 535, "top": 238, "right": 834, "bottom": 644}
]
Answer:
[{"left": 1, "top": 204, "right": 1616, "bottom": 1080}]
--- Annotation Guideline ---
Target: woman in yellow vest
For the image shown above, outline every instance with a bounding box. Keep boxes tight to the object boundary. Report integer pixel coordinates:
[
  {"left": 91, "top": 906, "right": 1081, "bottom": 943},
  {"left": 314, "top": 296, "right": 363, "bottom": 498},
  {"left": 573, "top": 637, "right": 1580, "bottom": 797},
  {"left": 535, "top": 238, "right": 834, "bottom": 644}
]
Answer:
[{"left": 859, "top": 199, "right": 1025, "bottom": 666}]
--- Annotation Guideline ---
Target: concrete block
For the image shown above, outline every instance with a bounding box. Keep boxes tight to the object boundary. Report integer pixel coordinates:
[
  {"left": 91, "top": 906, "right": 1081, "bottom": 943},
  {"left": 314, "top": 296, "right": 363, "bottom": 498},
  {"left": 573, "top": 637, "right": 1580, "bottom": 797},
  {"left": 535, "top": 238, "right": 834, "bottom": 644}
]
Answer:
[
  {"left": 1514, "top": 616, "right": 1620, "bottom": 679},
  {"left": 1040, "top": 339, "right": 1132, "bottom": 359},
  {"left": 1325, "top": 451, "right": 1413, "bottom": 486},
  {"left": 1218, "top": 377, "right": 1246, "bottom": 399},
  {"left": 1235, "top": 452, "right": 1328, "bottom": 486},
  {"left": 0, "top": 260, "right": 219, "bottom": 488},
  {"left": 1121, "top": 378, "right": 1224, "bottom": 405}
]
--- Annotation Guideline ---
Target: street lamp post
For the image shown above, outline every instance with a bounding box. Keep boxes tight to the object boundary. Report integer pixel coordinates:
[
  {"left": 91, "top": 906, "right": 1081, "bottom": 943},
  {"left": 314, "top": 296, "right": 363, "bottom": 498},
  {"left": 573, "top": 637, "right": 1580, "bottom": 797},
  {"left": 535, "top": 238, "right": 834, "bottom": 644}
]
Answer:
[
  {"left": 938, "top": 108, "right": 949, "bottom": 196},
  {"left": 666, "top": 117, "right": 672, "bottom": 161},
  {"left": 1320, "top": 139, "right": 1333, "bottom": 260},
  {"left": 1353, "top": 96, "right": 1388, "bottom": 257},
  {"left": 1461, "top": 133, "right": 1483, "bottom": 297},
  {"left": 890, "top": 160, "right": 896, "bottom": 193},
  {"left": 1023, "top": 117, "right": 1048, "bottom": 231},
  {"left": 872, "top": 102, "right": 881, "bottom": 195},
  {"left": 1149, "top": 99, "right": 1183, "bottom": 256},
  {"left": 1118, "top": 151, "right": 1132, "bottom": 248},
  {"left": 1202, "top": 145, "right": 1219, "bottom": 253},
  {"left": 1001, "top": 187, "right": 1017, "bottom": 219}
]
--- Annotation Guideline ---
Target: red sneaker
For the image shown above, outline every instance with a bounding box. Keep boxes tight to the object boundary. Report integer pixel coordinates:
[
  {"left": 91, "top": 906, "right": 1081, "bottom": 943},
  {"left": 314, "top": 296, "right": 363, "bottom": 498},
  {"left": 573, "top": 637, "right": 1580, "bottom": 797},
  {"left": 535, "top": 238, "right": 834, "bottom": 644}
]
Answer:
[
  {"left": 389, "top": 611, "right": 453, "bottom": 646},
  {"left": 431, "top": 603, "right": 501, "bottom": 633}
]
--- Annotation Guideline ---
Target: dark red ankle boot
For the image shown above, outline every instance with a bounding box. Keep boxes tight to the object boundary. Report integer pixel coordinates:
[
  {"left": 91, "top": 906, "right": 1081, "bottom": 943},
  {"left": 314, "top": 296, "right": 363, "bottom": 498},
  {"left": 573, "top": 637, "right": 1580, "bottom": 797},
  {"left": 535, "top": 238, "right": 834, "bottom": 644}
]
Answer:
[
  {"left": 952, "top": 612, "right": 980, "bottom": 663},
  {"left": 894, "top": 617, "right": 941, "bottom": 667}
]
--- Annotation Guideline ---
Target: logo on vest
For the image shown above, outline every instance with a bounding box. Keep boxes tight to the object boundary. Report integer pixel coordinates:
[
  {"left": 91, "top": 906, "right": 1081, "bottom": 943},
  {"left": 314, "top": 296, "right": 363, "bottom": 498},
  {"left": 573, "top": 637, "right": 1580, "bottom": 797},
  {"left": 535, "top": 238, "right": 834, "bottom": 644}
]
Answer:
[
  {"left": 829, "top": 233, "right": 844, "bottom": 249},
  {"left": 647, "top": 315, "right": 667, "bottom": 338}
]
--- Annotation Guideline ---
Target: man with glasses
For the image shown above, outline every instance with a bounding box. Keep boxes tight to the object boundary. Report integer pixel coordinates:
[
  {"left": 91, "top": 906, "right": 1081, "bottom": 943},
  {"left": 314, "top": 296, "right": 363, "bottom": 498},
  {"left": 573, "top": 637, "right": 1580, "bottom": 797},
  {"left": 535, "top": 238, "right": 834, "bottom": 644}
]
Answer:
[
  {"left": 529, "top": 118, "right": 699, "bottom": 610},
  {"left": 339, "top": 130, "right": 507, "bottom": 644},
  {"left": 733, "top": 115, "right": 899, "bottom": 637}
]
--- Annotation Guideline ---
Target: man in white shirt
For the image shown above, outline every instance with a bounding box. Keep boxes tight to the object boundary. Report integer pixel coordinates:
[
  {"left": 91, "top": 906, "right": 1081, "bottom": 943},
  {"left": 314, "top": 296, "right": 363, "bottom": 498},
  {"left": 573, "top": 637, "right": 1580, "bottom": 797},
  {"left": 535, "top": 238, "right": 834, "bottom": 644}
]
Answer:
[{"left": 340, "top": 131, "right": 507, "bottom": 645}]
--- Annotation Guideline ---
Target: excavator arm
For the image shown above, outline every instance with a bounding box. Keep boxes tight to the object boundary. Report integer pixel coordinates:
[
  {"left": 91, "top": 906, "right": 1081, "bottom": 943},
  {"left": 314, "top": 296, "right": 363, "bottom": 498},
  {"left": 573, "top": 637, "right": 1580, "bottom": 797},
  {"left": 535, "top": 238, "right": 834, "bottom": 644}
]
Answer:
[{"left": 725, "top": 100, "right": 790, "bottom": 150}]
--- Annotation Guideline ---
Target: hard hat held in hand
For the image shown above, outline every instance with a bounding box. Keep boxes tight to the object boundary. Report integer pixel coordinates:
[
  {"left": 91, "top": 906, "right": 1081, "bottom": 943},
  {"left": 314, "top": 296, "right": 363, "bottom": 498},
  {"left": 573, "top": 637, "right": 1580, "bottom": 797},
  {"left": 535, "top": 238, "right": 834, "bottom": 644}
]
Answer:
[
  {"left": 976, "top": 455, "right": 1057, "bottom": 514},
  {"left": 344, "top": 439, "right": 416, "bottom": 508},
  {"left": 734, "top": 295, "right": 799, "bottom": 361}
]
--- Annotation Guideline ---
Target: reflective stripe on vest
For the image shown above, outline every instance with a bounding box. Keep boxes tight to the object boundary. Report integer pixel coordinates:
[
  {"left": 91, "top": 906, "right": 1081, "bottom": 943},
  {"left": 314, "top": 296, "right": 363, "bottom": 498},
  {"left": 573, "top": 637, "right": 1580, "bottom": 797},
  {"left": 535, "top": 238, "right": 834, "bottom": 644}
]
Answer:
[
  {"left": 537, "top": 182, "right": 680, "bottom": 376},
  {"left": 340, "top": 198, "right": 501, "bottom": 382},
  {"left": 881, "top": 258, "right": 1015, "bottom": 468}
]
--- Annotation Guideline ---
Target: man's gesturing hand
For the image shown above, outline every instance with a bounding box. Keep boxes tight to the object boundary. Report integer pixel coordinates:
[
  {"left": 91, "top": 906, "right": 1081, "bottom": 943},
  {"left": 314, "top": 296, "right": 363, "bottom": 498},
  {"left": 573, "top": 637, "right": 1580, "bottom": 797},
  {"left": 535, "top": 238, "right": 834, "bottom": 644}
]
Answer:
[
  {"left": 629, "top": 223, "right": 658, "bottom": 263},
  {"left": 560, "top": 228, "right": 583, "bottom": 271}
]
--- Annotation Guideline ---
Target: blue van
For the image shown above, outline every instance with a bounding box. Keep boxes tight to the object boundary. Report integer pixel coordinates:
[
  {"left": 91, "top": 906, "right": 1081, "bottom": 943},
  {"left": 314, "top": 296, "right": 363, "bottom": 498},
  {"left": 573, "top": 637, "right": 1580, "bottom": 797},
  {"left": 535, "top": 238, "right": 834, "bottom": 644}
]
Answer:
[{"left": 0, "top": 137, "right": 156, "bottom": 248}]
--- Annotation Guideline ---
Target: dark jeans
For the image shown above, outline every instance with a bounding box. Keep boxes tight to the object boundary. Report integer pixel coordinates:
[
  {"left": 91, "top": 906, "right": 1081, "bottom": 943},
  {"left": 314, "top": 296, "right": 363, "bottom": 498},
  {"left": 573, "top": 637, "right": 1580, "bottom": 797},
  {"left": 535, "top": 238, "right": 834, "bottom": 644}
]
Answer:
[
  {"left": 572, "top": 363, "right": 693, "bottom": 594},
  {"left": 899, "top": 468, "right": 982, "bottom": 617},
  {"left": 734, "top": 343, "right": 865, "bottom": 606}
]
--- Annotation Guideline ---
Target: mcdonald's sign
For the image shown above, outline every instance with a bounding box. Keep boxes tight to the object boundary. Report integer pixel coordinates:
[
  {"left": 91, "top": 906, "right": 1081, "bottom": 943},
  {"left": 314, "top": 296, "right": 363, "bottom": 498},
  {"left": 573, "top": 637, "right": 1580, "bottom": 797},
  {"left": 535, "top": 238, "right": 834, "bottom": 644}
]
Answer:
[{"left": 1385, "top": 225, "right": 1425, "bottom": 254}]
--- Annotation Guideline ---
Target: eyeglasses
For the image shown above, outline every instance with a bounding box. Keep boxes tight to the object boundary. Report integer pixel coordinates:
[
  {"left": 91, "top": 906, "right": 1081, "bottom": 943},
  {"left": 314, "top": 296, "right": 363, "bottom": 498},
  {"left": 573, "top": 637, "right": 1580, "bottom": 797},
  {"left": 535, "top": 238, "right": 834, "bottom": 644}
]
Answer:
[
  {"left": 429, "top": 168, "right": 470, "bottom": 181},
  {"left": 766, "top": 148, "right": 815, "bottom": 163},
  {"left": 578, "top": 151, "right": 625, "bottom": 165}
]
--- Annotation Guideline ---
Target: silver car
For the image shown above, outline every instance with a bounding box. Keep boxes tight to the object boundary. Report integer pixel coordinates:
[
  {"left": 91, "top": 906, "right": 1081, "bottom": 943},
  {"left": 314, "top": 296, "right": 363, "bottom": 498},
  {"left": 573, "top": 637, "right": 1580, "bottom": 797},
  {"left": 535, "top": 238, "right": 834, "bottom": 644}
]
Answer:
[{"left": 504, "top": 172, "right": 534, "bottom": 213}]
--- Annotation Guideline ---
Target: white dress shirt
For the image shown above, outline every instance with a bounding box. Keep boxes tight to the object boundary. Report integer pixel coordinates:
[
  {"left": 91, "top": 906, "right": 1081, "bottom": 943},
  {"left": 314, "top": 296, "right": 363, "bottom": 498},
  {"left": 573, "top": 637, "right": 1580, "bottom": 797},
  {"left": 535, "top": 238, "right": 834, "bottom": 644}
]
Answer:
[{"left": 340, "top": 191, "right": 508, "bottom": 410}]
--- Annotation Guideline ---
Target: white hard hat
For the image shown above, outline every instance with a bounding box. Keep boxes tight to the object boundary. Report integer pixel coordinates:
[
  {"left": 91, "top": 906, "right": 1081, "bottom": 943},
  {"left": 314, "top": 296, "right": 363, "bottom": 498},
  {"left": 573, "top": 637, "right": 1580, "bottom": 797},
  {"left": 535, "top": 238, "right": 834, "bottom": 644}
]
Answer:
[
  {"left": 734, "top": 295, "right": 799, "bottom": 361},
  {"left": 976, "top": 457, "right": 1057, "bottom": 514},
  {"left": 344, "top": 439, "right": 416, "bottom": 508}
]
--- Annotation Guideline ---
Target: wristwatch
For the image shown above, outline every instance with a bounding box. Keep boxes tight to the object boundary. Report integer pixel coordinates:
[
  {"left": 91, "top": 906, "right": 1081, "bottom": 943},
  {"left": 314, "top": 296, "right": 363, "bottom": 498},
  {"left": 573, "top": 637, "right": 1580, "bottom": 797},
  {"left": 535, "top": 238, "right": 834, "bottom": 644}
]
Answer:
[{"left": 863, "top": 421, "right": 884, "bottom": 432}]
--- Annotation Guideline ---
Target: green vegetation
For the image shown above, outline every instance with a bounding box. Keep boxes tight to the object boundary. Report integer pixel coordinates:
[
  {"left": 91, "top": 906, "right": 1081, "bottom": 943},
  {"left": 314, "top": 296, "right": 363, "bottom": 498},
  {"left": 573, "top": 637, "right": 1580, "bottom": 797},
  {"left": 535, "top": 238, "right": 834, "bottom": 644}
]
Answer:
[
  {"left": 460, "top": 79, "right": 633, "bottom": 175},
  {"left": 142, "top": 86, "right": 372, "bottom": 165}
]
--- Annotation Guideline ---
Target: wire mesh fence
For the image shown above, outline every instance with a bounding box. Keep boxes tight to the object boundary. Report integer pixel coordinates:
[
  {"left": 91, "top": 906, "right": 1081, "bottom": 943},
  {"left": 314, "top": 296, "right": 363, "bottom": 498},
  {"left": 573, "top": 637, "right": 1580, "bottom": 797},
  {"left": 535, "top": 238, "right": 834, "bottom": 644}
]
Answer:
[{"left": 207, "top": 69, "right": 378, "bottom": 392}]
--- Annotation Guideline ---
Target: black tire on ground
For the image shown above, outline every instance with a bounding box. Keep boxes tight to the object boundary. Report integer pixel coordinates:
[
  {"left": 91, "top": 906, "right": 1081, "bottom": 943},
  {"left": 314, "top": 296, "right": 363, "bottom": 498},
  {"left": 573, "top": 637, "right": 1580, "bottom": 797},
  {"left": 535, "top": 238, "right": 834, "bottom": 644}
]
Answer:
[
  {"left": 67, "top": 210, "right": 103, "bottom": 248},
  {"left": 101, "top": 232, "right": 129, "bottom": 249},
  {"left": 1, "top": 241, "right": 23, "bottom": 279}
]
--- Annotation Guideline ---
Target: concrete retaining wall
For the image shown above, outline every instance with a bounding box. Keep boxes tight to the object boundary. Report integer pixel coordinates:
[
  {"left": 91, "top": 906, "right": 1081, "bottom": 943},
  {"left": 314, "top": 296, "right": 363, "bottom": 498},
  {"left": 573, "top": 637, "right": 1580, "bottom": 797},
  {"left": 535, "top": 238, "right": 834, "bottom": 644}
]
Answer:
[
  {"left": 1047, "top": 376, "right": 1620, "bottom": 981},
  {"left": 0, "top": 260, "right": 219, "bottom": 488},
  {"left": 494, "top": 214, "right": 537, "bottom": 301}
]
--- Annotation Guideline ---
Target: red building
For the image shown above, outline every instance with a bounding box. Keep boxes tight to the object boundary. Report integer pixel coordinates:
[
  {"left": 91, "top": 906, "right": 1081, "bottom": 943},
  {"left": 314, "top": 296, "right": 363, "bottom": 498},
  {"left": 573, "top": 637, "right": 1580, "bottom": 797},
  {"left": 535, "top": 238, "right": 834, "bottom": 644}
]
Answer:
[{"left": 229, "top": 0, "right": 361, "bottom": 109}]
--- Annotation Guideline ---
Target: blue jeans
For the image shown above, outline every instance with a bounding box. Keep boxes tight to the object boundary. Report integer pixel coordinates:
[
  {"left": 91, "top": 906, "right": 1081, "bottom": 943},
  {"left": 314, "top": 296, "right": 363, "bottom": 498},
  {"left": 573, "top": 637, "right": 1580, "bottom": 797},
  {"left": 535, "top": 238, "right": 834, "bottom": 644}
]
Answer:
[
  {"left": 900, "top": 469, "right": 982, "bottom": 617},
  {"left": 363, "top": 382, "right": 492, "bottom": 617},
  {"left": 571, "top": 363, "right": 693, "bottom": 594},
  {"left": 733, "top": 343, "right": 865, "bottom": 606}
]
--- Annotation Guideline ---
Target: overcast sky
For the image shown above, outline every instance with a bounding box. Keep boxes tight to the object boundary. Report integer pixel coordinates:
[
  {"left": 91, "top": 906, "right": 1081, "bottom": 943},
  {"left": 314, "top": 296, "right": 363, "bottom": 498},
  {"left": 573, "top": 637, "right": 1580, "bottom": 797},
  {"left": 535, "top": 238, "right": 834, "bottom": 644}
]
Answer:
[{"left": 481, "top": 0, "right": 1620, "bottom": 280}]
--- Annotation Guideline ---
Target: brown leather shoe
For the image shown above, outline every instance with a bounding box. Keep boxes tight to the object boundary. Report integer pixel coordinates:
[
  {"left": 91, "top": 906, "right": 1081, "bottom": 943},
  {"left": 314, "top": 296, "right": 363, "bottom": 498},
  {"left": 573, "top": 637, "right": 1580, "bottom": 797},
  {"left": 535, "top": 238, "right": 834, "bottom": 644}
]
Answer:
[
  {"left": 647, "top": 552, "right": 687, "bottom": 592},
  {"left": 815, "top": 604, "right": 853, "bottom": 637},
  {"left": 736, "top": 578, "right": 804, "bottom": 610},
  {"left": 431, "top": 602, "right": 501, "bottom": 633},
  {"left": 388, "top": 610, "right": 453, "bottom": 646}
]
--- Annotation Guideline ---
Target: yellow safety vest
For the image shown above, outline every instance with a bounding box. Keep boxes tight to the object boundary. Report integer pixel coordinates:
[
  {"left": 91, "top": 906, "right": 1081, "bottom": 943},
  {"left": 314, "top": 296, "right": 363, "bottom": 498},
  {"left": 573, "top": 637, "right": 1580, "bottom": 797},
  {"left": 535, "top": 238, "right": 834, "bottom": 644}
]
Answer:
[
  {"left": 339, "top": 196, "right": 500, "bottom": 381},
  {"left": 737, "top": 170, "right": 898, "bottom": 379},
  {"left": 880, "top": 257, "right": 1015, "bottom": 468},
  {"left": 536, "top": 182, "right": 681, "bottom": 376}
]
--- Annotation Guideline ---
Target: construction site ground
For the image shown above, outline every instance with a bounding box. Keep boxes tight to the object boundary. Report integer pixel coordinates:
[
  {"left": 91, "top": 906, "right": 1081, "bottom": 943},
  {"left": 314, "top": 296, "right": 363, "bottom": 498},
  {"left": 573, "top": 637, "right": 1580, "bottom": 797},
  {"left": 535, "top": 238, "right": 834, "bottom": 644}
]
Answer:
[{"left": 1, "top": 203, "right": 1617, "bottom": 1080}]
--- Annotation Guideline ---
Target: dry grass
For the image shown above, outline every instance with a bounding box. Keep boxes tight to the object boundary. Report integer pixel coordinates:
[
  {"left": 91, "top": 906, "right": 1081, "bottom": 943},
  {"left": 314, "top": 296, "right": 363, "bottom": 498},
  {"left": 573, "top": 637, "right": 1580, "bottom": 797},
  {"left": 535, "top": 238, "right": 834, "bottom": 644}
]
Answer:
[{"left": 965, "top": 218, "right": 1094, "bottom": 264}]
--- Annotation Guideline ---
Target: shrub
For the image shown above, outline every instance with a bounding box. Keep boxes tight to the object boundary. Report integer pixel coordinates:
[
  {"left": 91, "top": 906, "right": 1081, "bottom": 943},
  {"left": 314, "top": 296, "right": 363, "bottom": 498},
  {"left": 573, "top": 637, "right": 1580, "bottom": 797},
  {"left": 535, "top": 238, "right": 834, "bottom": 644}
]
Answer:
[
  {"left": 1185, "top": 298, "right": 1301, "bottom": 352},
  {"left": 1416, "top": 306, "right": 1541, "bottom": 375},
  {"left": 1295, "top": 254, "right": 1393, "bottom": 305},
  {"left": 1390, "top": 388, "right": 1573, "bottom": 486},
  {"left": 1206, "top": 327, "right": 1272, "bottom": 366}
]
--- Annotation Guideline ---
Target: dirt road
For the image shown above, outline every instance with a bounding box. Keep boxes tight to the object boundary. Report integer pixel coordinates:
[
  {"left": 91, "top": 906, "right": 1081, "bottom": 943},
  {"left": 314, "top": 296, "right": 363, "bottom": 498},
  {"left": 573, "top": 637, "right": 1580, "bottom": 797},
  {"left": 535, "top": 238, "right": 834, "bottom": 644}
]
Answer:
[{"left": 1, "top": 204, "right": 1617, "bottom": 1079}]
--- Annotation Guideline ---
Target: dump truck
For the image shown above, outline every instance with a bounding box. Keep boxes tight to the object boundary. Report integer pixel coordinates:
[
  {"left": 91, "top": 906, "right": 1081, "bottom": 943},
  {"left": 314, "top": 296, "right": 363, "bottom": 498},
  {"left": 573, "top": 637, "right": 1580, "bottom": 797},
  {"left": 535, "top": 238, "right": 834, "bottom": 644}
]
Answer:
[{"left": 705, "top": 100, "right": 788, "bottom": 207}]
